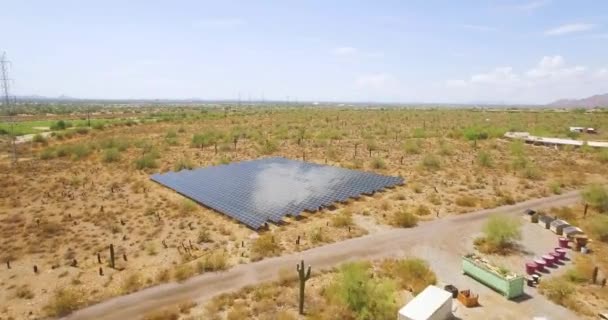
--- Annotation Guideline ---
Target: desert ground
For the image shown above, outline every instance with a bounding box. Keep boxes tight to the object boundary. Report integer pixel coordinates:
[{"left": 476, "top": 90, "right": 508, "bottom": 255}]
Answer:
[{"left": 0, "top": 107, "right": 607, "bottom": 319}]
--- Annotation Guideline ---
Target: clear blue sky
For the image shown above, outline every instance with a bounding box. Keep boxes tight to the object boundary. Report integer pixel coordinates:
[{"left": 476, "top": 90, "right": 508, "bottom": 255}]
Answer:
[{"left": 2, "top": 0, "right": 607, "bottom": 104}]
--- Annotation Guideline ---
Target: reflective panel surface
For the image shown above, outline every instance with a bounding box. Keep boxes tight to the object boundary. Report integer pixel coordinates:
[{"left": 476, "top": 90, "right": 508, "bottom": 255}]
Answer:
[{"left": 151, "top": 157, "right": 404, "bottom": 229}]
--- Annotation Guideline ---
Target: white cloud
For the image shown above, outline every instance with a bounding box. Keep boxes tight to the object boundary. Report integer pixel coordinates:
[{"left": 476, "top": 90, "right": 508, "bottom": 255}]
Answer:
[
  {"left": 445, "top": 55, "right": 607, "bottom": 103},
  {"left": 545, "top": 23, "right": 595, "bottom": 36},
  {"left": 355, "top": 73, "right": 394, "bottom": 89},
  {"left": 331, "top": 47, "right": 358, "bottom": 56},
  {"left": 515, "top": 0, "right": 551, "bottom": 11},
  {"left": 192, "top": 18, "right": 245, "bottom": 29}
]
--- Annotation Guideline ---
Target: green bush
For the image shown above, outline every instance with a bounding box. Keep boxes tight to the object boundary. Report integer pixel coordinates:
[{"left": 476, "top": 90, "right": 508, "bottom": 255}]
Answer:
[
  {"left": 477, "top": 151, "right": 492, "bottom": 168},
  {"left": 478, "top": 215, "right": 521, "bottom": 253},
  {"left": 325, "top": 262, "right": 397, "bottom": 320},
  {"left": 539, "top": 278, "right": 575, "bottom": 307},
  {"left": 391, "top": 210, "right": 418, "bottom": 228},
  {"left": 332, "top": 211, "right": 354, "bottom": 227},
  {"left": 589, "top": 215, "right": 608, "bottom": 242},
  {"left": 598, "top": 150, "right": 608, "bottom": 164},
  {"left": 174, "top": 158, "right": 194, "bottom": 171},
  {"left": 70, "top": 144, "right": 91, "bottom": 160},
  {"left": 251, "top": 233, "right": 282, "bottom": 261},
  {"left": 403, "top": 140, "right": 421, "bottom": 154},
  {"left": 50, "top": 120, "right": 72, "bottom": 131},
  {"left": 380, "top": 258, "right": 436, "bottom": 294},
  {"left": 40, "top": 147, "right": 56, "bottom": 160},
  {"left": 46, "top": 288, "right": 84, "bottom": 317},
  {"left": 421, "top": 154, "right": 440, "bottom": 171},
  {"left": 582, "top": 184, "right": 608, "bottom": 213},
  {"left": 370, "top": 157, "right": 386, "bottom": 169},
  {"left": 75, "top": 127, "right": 89, "bottom": 135},
  {"left": 32, "top": 134, "right": 47, "bottom": 144},
  {"left": 135, "top": 154, "right": 158, "bottom": 169},
  {"left": 103, "top": 148, "right": 121, "bottom": 163}
]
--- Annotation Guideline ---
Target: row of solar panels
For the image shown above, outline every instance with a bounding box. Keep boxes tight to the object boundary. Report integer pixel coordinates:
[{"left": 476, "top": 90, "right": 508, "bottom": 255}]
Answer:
[{"left": 151, "top": 157, "right": 404, "bottom": 229}]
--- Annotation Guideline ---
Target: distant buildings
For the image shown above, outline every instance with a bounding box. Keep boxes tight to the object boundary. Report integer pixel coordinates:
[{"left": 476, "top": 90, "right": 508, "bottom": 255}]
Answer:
[{"left": 569, "top": 127, "right": 597, "bottom": 134}]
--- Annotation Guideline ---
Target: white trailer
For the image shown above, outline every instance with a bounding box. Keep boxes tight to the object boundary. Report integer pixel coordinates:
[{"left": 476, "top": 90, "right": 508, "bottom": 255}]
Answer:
[{"left": 398, "top": 285, "right": 453, "bottom": 320}]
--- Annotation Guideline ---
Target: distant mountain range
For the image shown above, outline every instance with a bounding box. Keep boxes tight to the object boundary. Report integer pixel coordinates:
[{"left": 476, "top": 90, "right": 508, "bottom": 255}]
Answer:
[{"left": 548, "top": 93, "right": 608, "bottom": 108}]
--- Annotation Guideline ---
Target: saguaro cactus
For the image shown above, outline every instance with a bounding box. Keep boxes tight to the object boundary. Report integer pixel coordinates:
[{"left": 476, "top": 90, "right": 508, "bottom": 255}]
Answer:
[
  {"left": 109, "top": 244, "right": 115, "bottom": 269},
  {"left": 592, "top": 266, "right": 599, "bottom": 284},
  {"left": 297, "top": 260, "right": 311, "bottom": 315}
]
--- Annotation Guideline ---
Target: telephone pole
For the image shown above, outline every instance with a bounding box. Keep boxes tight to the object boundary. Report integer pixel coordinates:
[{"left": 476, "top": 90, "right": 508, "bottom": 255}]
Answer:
[{"left": 1, "top": 52, "right": 17, "bottom": 165}]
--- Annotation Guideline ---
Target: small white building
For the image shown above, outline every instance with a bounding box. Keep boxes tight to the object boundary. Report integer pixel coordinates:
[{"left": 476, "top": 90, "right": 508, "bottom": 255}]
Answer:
[{"left": 398, "top": 285, "right": 453, "bottom": 320}]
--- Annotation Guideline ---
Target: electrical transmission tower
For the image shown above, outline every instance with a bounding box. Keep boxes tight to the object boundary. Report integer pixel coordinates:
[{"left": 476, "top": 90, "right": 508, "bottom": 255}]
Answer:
[{"left": 1, "top": 52, "right": 17, "bottom": 164}]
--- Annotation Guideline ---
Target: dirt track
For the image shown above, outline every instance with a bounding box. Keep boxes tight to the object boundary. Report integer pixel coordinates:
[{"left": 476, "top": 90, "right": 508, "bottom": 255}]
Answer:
[{"left": 64, "top": 190, "right": 582, "bottom": 320}]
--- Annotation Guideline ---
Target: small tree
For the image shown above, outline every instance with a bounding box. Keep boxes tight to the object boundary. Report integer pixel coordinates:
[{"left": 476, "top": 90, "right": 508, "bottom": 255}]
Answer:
[{"left": 479, "top": 215, "right": 521, "bottom": 253}]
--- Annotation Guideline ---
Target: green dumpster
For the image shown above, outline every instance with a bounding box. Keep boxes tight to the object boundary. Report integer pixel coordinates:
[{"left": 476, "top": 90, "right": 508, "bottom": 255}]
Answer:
[{"left": 462, "top": 254, "right": 524, "bottom": 299}]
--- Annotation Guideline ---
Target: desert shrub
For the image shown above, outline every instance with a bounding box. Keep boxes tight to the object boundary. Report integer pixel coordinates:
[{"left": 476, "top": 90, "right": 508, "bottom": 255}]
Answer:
[
  {"left": 332, "top": 211, "right": 354, "bottom": 227},
  {"left": 380, "top": 258, "right": 436, "bottom": 294},
  {"left": 135, "top": 154, "right": 158, "bottom": 169},
  {"left": 521, "top": 165, "right": 542, "bottom": 180},
  {"left": 50, "top": 120, "right": 72, "bottom": 131},
  {"left": 32, "top": 133, "right": 47, "bottom": 144},
  {"left": 178, "top": 300, "right": 196, "bottom": 314},
  {"left": 370, "top": 157, "right": 386, "bottom": 169},
  {"left": 477, "top": 151, "right": 492, "bottom": 167},
  {"left": 538, "top": 277, "right": 575, "bottom": 306},
  {"left": 598, "top": 150, "right": 608, "bottom": 164},
  {"left": 588, "top": 215, "right": 608, "bottom": 242},
  {"left": 463, "top": 127, "right": 489, "bottom": 141},
  {"left": 15, "top": 285, "right": 35, "bottom": 299},
  {"left": 582, "top": 184, "right": 608, "bottom": 213},
  {"left": 142, "top": 308, "right": 179, "bottom": 320},
  {"left": 40, "top": 147, "right": 56, "bottom": 160},
  {"left": 227, "top": 303, "right": 249, "bottom": 320},
  {"left": 549, "top": 181, "right": 562, "bottom": 194},
  {"left": 179, "top": 199, "right": 197, "bottom": 214},
  {"left": 121, "top": 273, "right": 143, "bottom": 294},
  {"left": 403, "top": 139, "right": 421, "bottom": 154},
  {"left": 166, "top": 130, "right": 178, "bottom": 139},
  {"left": 99, "top": 137, "right": 130, "bottom": 151},
  {"left": 46, "top": 288, "right": 84, "bottom": 317},
  {"left": 75, "top": 127, "right": 89, "bottom": 135},
  {"left": 477, "top": 215, "right": 521, "bottom": 254},
  {"left": 196, "top": 250, "right": 228, "bottom": 272},
  {"left": 415, "top": 205, "right": 431, "bottom": 216},
  {"left": 391, "top": 210, "right": 418, "bottom": 228},
  {"left": 325, "top": 262, "right": 397, "bottom": 320},
  {"left": 257, "top": 139, "right": 278, "bottom": 155},
  {"left": 70, "top": 144, "right": 91, "bottom": 160},
  {"left": 455, "top": 195, "right": 476, "bottom": 207},
  {"left": 549, "top": 206, "right": 574, "bottom": 220},
  {"left": 251, "top": 233, "right": 282, "bottom": 261},
  {"left": 309, "top": 227, "right": 328, "bottom": 244},
  {"left": 103, "top": 148, "right": 121, "bottom": 163},
  {"left": 198, "top": 228, "right": 212, "bottom": 243},
  {"left": 412, "top": 128, "right": 426, "bottom": 138},
  {"left": 174, "top": 157, "right": 194, "bottom": 171},
  {"left": 174, "top": 263, "right": 195, "bottom": 282},
  {"left": 421, "top": 154, "right": 440, "bottom": 171},
  {"left": 92, "top": 122, "right": 105, "bottom": 130}
]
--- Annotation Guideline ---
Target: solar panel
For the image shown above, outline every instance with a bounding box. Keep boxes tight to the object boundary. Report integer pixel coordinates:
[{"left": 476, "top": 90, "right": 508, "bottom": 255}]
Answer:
[{"left": 151, "top": 157, "right": 405, "bottom": 229}]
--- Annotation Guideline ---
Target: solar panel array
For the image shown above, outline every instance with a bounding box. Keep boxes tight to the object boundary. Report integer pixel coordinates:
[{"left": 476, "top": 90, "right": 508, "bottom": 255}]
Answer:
[{"left": 151, "top": 157, "right": 404, "bottom": 229}]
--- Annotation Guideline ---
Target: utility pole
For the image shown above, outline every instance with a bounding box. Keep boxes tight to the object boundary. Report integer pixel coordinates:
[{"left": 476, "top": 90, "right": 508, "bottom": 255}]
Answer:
[{"left": 1, "top": 52, "right": 17, "bottom": 165}]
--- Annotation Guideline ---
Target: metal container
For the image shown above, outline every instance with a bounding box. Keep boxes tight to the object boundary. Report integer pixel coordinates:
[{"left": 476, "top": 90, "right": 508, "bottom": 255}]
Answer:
[{"left": 462, "top": 255, "right": 525, "bottom": 299}]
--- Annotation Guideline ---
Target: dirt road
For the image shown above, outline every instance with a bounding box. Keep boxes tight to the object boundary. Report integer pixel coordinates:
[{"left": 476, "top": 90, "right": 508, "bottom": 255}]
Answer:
[{"left": 64, "top": 190, "right": 582, "bottom": 320}]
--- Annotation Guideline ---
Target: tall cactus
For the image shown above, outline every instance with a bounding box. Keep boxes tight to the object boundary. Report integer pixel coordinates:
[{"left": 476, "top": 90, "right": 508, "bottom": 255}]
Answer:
[
  {"left": 592, "top": 266, "right": 598, "bottom": 284},
  {"left": 297, "top": 260, "right": 311, "bottom": 315},
  {"left": 110, "top": 244, "right": 115, "bottom": 269}
]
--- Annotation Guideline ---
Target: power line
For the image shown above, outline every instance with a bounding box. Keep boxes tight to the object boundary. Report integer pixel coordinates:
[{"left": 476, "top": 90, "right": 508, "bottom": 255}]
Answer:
[{"left": 1, "top": 52, "right": 17, "bottom": 165}]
